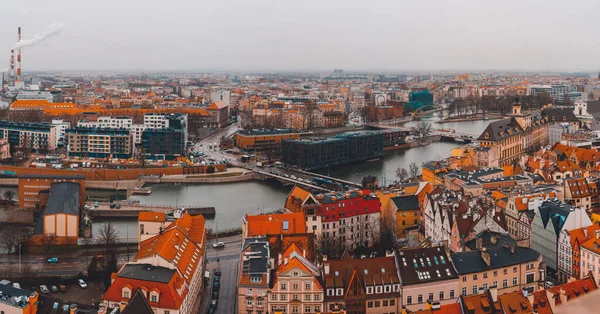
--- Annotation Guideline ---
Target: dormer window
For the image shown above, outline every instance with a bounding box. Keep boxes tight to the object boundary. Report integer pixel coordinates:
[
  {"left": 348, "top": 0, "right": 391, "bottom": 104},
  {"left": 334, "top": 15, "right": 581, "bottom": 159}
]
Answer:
[
  {"left": 122, "top": 286, "right": 131, "bottom": 299},
  {"left": 563, "top": 116, "right": 566, "bottom": 121},
  {"left": 485, "top": 133, "right": 489, "bottom": 139}
]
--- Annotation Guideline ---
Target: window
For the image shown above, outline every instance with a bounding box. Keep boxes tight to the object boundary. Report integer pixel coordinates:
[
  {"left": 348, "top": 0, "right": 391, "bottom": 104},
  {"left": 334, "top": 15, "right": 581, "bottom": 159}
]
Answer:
[
  {"left": 164, "top": 311, "right": 170, "bottom": 314},
  {"left": 257, "top": 289, "right": 263, "bottom": 296},
  {"left": 493, "top": 281, "right": 498, "bottom": 288},
  {"left": 305, "top": 283, "right": 311, "bottom": 290},
  {"left": 281, "top": 283, "right": 286, "bottom": 290},
  {"left": 439, "top": 291, "right": 444, "bottom": 300},
  {"left": 483, "top": 272, "right": 488, "bottom": 279},
  {"left": 503, "top": 269, "right": 508, "bottom": 275},
  {"left": 513, "top": 277, "right": 518, "bottom": 285},
  {"left": 281, "top": 294, "right": 287, "bottom": 301},
  {"left": 429, "top": 293, "right": 434, "bottom": 301},
  {"left": 450, "top": 290, "right": 455, "bottom": 299},
  {"left": 123, "top": 290, "right": 130, "bottom": 299},
  {"left": 473, "top": 274, "right": 478, "bottom": 280},
  {"left": 271, "top": 294, "right": 277, "bottom": 300},
  {"left": 292, "top": 305, "right": 299, "bottom": 313},
  {"left": 503, "top": 279, "right": 508, "bottom": 288},
  {"left": 462, "top": 287, "right": 467, "bottom": 296},
  {"left": 390, "top": 299, "right": 396, "bottom": 306},
  {"left": 292, "top": 283, "right": 299, "bottom": 290},
  {"left": 375, "top": 301, "right": 380, "bottom": 307},
  {"left": 368, "top": 301, "right": 373, "bottom": 308},
  {"left": 305, "top": 306, "right": 311, "bottom": 313},
  {"left": 527, "top": 273, "right": 535, "bottom": 284},
  {"left": 494, "top": 271, "right": 497, "bottom": 277},
  {"left": 305, "top": 294, "right": 311, "bottom": 301},
  {"left": 151, "top": 295, "right": 157, "bottom": 303},
  {"left": 407, "top": 296, "right": 412, "bottom": 304},
  {"left": 472, "top": 285, "right": 478, "bottom": 295},
  {"left": 513, "top": 267, "right": 517, "bottom": 273},
  {"left": 314, "top": 306, "right": 320, "bottom": 312},
  {"left": 418, "top": 294, "right": 423, "bottom": 304},
  {"left": 258, "top": 299, "right": 263, "bottom": 306},
  {"left": 483, "top": 283, "right": 488, "bottom": 291},
  {"left": 314, "top": 294, "right": 320, "bottom": 300},
  {"left": 293, "top": 294, "right": 299, "bottom": 301},
  {"left": 383, "top": 300, "right": 388, "bottom": 307},
  {"left": 248, "top": 289, "right": 253, "bottom": 295},
  {"left": 462, "top": 276, "right": 466, "bottom": 282},
  {"left": 247, "top": 300, "right": 253, "bottom": 307}
]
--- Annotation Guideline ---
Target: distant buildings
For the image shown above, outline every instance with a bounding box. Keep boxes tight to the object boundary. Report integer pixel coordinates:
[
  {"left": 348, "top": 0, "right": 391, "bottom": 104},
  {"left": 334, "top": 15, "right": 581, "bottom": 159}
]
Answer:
[
  {"left": 0, "top": 120, "right": 57, "bottom": 152},
  {"left": 234, "top": 129, "right": 313, "bottom": 153},
  {"left": 17, "top": 174, "right": 86, "bottom": 210},
  {"left": 66, "top": 127, "right": 133, "bottom": 159},
  {"left": 408, "top": 90, "right": 434, "bottom": 110},
  {"left": 141, "top": 128, "right": 185, "bottom": 160}
]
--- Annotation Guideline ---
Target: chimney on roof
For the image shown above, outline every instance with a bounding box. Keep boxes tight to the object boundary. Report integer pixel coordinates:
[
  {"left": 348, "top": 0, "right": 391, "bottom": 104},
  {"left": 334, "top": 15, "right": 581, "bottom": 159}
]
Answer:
[
  {"left": 595, "top": 230, "right": 600, "bottom": 240},
  {"left": 278, "top": 252, "right": 283, "bottom": 266},
  {"left": 559, "top": 287, "right": 568, "bottom": 305},
  {"left": 491, "top": 235, "right": 497, "bottom": 245},
  {"left": 476, "top": 237, "right": 483, "bottom": 250},
  {"left": 324, "top": 263, "right": 330, "bottom": 275},
  {"left": 323, "top": 255, "right": 328, "bottom": 262},
  {"left": 481, "top": 249, "right": 491, "bottom": 267},
  {"left": 490, "top": 286, "right": 498, "bottom": 302},
  {"left": 546, "top": 288, "right": 556, "bottom": 311},
  {"left": 119, "top": 301, "right": 127, "bottom": 313}
]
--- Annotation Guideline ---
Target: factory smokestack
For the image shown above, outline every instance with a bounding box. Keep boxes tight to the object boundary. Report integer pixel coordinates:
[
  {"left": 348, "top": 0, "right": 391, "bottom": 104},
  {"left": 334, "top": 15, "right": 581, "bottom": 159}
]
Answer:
[
  {"left": 16, "top": 27, "right": 21, "bottom": 81},
  {"left": 12, "top": 22, "right": 64, "bottom": 50},
  {"left": 9, "top": 50, "right": 14, "bottom": 82}
]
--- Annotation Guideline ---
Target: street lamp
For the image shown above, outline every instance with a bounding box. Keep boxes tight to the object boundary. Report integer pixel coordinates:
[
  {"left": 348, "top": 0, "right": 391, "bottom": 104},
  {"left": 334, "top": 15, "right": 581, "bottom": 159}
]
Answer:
[{"left": 18, "top": 243, "right": 21, "bottom": 273}]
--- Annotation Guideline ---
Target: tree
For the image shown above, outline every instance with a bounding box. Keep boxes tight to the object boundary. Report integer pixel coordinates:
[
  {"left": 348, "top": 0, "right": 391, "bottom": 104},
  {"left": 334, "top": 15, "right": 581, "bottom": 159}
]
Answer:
[
  {"left": 318, "top": 233, "right": 345, "bottom": 260},
  {"left": 412, "top": 121, "right": 433, "bottom": 139},
  {"left": 82, "top": 236, "right": 94, "bottom": 254},
  {"left": 395, "top": 167, "right": 408, "bottom": 182},
  {"left": 98, "top": 222, "right": 118, "bottom": 254},
  {"left": 2, "top": 190, "right": 15, "bottom": 202},
  {"left": 43, "top": 234, "right": 57, "bottom": 253},
  {"left": 0, "top": 227, "right": 18, "bottom": 253},
  {"left": 409, "top": 162, "right": 420, "bottom": 181}
]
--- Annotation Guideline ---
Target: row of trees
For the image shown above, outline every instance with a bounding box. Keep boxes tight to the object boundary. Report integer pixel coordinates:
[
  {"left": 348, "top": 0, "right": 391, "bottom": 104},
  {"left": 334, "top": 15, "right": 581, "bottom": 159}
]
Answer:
[
  {"left": 395, "top": 161, "right": 420, "bottom": 183},
  {"left": 446, "top": 94, "right": 557, "bottom": 118}
]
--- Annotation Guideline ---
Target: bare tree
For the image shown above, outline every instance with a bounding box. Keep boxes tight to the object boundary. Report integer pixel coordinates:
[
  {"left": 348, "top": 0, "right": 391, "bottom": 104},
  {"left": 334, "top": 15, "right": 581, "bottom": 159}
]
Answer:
[
  {"left": 44, "top": 234, "right": 58, "bottom": 253},
  {"left": 412, "top": 121, "right": 433, "bottom": 138},
  {"left": 395, "top": 167, "right": 409, "bottom": 182},
  {"left": 318, "top": 233, "right": 345, "bottom": 260},
  {"left": 2, "top": 190, "right": 15, "bottom": 202},
  {"left": 409, "top": 162, "right": 420, "bottom": 181},
  {"left": 0, "top": 227, "right": 18, "bottom": 253},
  {"left": 82, "top": 236, "right": 94, "bottom": 254},
  {"left": 98, "top": 222, "right": 119, "bottom": 254}
]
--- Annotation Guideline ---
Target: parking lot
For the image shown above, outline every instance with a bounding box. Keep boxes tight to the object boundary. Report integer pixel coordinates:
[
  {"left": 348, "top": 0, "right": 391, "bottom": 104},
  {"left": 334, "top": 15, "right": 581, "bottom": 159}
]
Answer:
[{"left": 15, "top": 278, "right": 105, "bottom": 306}]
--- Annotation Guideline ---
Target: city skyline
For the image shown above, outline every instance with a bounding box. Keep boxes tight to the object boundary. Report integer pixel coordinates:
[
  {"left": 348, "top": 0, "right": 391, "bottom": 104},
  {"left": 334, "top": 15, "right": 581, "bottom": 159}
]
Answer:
[{"left": 2, "top": 0, "right": 600, "bottom": 72}]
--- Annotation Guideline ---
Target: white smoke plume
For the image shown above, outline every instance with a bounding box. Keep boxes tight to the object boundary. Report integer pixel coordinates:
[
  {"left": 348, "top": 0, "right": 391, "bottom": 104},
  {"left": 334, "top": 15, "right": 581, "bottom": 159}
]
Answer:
[
  {"left": 12, "top": 22, "right": 64, "bottom": 50},
  {"left": 1, "top": 68, "right": 7, "bottom": 73}
]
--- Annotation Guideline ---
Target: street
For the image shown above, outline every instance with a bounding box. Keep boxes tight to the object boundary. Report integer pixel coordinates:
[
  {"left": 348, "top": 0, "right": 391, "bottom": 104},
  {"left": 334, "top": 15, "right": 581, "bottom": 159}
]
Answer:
[
  {"left": 194, "top": 122, "right": 245, "bottom": 167},
  {"left": 199, "top": 234, "right": 242, "bottom": 314}
]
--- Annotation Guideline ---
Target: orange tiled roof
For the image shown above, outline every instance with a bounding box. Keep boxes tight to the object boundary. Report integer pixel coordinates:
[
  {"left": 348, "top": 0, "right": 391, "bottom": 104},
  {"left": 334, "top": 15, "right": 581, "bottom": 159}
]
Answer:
[
  {"left": 138, "top": 212, "right": 166, "bottom": 222},
  {"left": 533, "top": 276, "right": 597, "bottom": 313},
  {"left": 10, "top": 100, "right": 78, "bottom": 109},
  {"left": 245, "top": 212, "right": 307, "bottom": 237}
]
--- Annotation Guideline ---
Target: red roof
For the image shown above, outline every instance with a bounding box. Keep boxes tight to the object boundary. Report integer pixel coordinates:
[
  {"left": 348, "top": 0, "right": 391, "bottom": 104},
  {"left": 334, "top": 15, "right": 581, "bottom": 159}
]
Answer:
[
  {"left": 245, "top": 212, "right": 307, "bottom": 237},
  {"left": 102, "top": 270, "right": 184, "bottom": 310}
]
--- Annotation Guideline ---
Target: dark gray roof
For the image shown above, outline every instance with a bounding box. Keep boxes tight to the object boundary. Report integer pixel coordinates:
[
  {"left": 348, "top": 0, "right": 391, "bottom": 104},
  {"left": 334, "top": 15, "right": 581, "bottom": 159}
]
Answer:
[
  {"left": 18, "top": 174, "right": 85, "bottom": 179},
  {"left": 465, "top": 231, "right": 515, "bottom": 251},
  {"left": 391, "top": 195, "right": 419, "bottom": 211},
  {"left": 477, "top": 118, "right": 524, "bottom": 141},
  {"left": 118, "top": 264, "right": 176, "bottom": 283},
  {"left": 45, "top": 182, "right": 80, "bottom": 216},
  {"left": 121, "top": 289, "right": 154, "bottom": 314},
  {"left": 543, "top": 107, "right": 578, "bottom": 122},
  {"left": 397, "top": 246, "right": 458, "bottom": 285},
  {"left": 587, "top": 100, "right": 600, "bottom": 119},
  {"left": 451, "top": 246, "right": 540, "bottom": 275},
  {"left": 0, "top": 282, "right": 35, "bottom": 308},
  {"left": 242, "top": 241, "right": 270, "bottom": 275}
]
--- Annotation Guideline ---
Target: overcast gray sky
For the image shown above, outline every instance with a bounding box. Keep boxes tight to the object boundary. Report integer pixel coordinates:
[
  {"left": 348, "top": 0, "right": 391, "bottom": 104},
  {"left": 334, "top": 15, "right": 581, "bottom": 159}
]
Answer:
[{"left": 2, "top": 0, "right": 599, "bottom": 72}]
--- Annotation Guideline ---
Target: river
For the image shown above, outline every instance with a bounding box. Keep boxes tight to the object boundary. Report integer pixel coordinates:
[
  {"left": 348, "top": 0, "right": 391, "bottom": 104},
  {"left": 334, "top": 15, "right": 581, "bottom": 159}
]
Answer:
[{"left": 5, "top": 118, "right": 498, "bottom": 240}]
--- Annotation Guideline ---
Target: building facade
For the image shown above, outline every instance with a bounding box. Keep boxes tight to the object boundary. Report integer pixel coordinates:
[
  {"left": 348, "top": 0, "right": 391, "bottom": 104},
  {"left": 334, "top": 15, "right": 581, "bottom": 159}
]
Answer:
[
  {"left": 66, "top": 127, "right": 133, "bottom": 159},
  {"left": 0, "top": 120, "right": 57, "bottom": 152}
]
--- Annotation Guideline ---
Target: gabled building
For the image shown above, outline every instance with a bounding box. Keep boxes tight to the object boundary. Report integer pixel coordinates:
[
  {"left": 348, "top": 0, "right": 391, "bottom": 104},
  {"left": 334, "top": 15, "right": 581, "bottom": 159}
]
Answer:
[
  {"left": 100, "top": 212, "right": 207, "bottom": 314},
  {"left": 398, "top": 247, "right": 459, "bottom": 312},
  {"left": 451, "top": 243, "right": 544, "bottom": 297},
  {"left": 557, "top": 224, "right": 600, "bottom": 282},
  {"left": 531, "top": 199, "right": 592, "bottom": 279},
  {"left": 531, "top": 276, "right": 598, "bottom": 314},
  {"left": 238, "top": 238, "right": 271, "bottom": 314},
  {"left": 268, "top": 242, "right": 323, "bottom": 314},
  {"left": 322, "top": 252, "right": 401, "bottom": 314}
]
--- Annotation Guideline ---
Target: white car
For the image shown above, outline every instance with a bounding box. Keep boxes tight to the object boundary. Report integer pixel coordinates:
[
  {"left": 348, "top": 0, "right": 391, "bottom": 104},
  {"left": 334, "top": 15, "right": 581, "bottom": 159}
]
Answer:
[
  {"left": 78, "top": 279, "right": 87, "bottom": 289},
  {"left": 212, "top": 242, "right": 225, "bottom": 249},
  {"left": 40, "top": 285, "right": 50, "bottom": 294}
]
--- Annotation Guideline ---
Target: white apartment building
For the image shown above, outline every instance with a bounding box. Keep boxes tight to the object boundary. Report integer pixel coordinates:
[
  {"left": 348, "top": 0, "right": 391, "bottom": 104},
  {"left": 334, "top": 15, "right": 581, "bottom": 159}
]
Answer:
[
  {"left": 51, "top": 119, "right": 71, "bottom": 146},
  {"left": 78, "top": 116, "right": 133, "bottom": 129}
]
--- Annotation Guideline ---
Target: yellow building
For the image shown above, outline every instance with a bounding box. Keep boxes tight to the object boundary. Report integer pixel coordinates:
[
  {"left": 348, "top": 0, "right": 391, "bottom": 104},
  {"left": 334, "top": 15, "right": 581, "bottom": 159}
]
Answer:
[
  {"left": 422, "top": 160, "right": 451, "bottom": 185},
  {"left": 234, "top": 129, "right": 313, "bottom": 153}
]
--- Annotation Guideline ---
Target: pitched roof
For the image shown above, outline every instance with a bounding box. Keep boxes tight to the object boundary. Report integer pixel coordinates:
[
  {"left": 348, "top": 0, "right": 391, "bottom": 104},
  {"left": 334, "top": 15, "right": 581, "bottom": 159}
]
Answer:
[
  {"left": 533, "top": 276, "right": 597, "bottom": 312},
  {"left": 498, "top": 290, "right": 534, "bottom": 313},
  {"left": 397, "top": 247, "right": 458, "bottom": 285},
  {"left": 391, "top": 195, "right": 419, "bottom": 211},
  {"left": 138, "top": 212, "right": 166, "bottom": 222},
  {"left": 477, "top": 118, "right": 524, "bottom": 141},
  {"left": 207, "top": 100, "right": 228, "bottom": 110},
  {"left": 451, "top": 246, "right": 540, "bottom": 275},
  {"left": 245, "top": 212, "right": 306, "bottom": 237},
  {"left": 542, "top": 107, "right": 578, "bottom": 122},
  {"left": 323, "top": 255, "right": 400, "bottom": 297},
  {"left": 45, "top": 182, "right": 80, "bottom": 216}
]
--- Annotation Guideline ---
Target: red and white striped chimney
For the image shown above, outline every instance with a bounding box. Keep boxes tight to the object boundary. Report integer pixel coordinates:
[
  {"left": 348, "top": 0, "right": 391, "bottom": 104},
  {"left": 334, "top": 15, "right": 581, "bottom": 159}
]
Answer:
[
  {"left": 9, "top": 50, "right": 14, "bottom": 82},
  {"left": 16, "top": 27, "right": 21, "bottom": 81}
]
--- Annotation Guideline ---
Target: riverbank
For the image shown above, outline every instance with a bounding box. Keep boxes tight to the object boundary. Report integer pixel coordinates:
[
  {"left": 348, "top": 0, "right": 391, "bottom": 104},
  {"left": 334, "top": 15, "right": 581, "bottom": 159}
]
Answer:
[
  {"left": 0, "top": 177, "right": 141, "bottom": 190},
  {"left": 436, "top": 113, "right": 503, "bottom": 123}
]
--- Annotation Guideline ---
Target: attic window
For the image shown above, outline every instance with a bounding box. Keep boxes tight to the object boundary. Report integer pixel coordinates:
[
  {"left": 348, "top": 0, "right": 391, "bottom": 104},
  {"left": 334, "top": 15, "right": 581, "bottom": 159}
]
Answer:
[
  {"left": 283, "top": 220, "right": 289, "bottom": 230},
  {"left": 563, "top": 116, "right": 566, "bottom": 121},
  {"left": 485, "top": 133, "right": 489, "bottom": 139}
]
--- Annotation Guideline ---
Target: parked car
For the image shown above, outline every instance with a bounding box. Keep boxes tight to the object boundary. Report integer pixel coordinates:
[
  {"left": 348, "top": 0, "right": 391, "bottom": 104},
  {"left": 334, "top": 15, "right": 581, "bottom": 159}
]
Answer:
[
  {"left": 78, "top": 279, "right": 87, "bottom": 289},
  {"left": 39, "top": 285, "right": 50, "bottom": 294},
  {"left": 214, "top": 269, "right": 221, "bottom": 277},
  {"left": 47, "top": 257, "right": 59, "bottom": 264},
  {"left": 11, "top": 283, "right": 20, "bottom": 289},
  {"left": 50, "top": 285, "right": 59, "bottom": 293},
  {"left": 213, "top": 276, "right": 220, "bottom": 283},
  {"left": 212, "top": 281, "right": 220, "bottom": 290},
  {"left": 59, "top": 285, "right": 67, "bottom": 292},
  {"left": 212, "top": 290, "right": 219, "bottom": 300},
  {"left": 212, "top": 242, "right": 225, "bottom": 249},
  {"left": 210, "top": 300, "right": 218, "bottom": 309}
]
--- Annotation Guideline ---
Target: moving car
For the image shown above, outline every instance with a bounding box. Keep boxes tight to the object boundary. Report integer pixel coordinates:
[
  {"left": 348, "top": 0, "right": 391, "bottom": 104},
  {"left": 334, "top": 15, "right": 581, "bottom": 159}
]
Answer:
[
  {"left": 47, "top": 257, "right": 59, "bottom": 264},
  {"left": 78, "top": 279, "right": 87, "bottom": 289},
  {"left": 212, "top": 242, "right": 225, "bottom": 249},
  {"left": 59, "top": 285, "right": 67, "bottom": 292},
  {"left": 50, "top": 285, "right": 59, "bottom": 293}
]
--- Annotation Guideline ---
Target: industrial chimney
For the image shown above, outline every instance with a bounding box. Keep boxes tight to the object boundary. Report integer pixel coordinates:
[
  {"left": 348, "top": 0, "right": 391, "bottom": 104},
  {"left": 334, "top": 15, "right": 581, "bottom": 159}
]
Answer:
[
  {"left": 9, "top": 50, "right": 14, "bottom": 83},
  {"left": 16, "top": 27, "right": 21, "bottom": 81}
]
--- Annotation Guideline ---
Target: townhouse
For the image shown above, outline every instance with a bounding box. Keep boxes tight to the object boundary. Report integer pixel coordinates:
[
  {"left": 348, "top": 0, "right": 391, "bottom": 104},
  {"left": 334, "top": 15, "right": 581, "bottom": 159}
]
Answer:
[
  {"left": 100, "top": 212, "right": 207, "bottom": 314},
  {"left": 323, "top": 253, "right": 401, "bottom": 314},
  {"left": 557, "top": 224, "right": 600, "bottom": 282},
  {"left": 398, "top": 246, "right": 459, "bottom": 312},
  {"left": 579, "top": 229, "right": 600, "bottom": 286}
]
